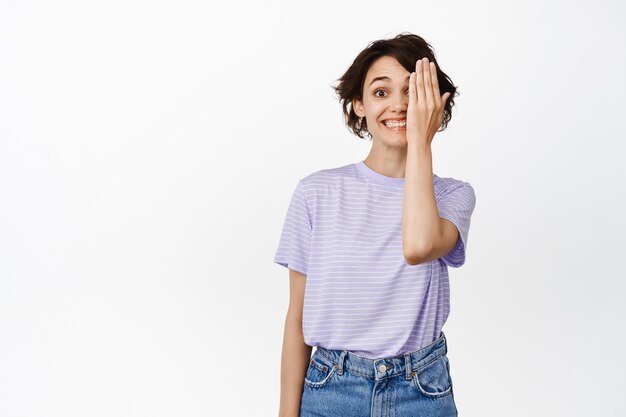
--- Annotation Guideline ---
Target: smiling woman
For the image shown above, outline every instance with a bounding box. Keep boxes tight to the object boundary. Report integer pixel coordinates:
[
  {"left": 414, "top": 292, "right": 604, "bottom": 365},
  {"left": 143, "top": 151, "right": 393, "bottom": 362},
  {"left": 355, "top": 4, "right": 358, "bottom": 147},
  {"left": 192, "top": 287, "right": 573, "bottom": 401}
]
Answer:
[
  {"left": 274, "top": 32, "right": 476, "bottom": 417},
  {"left": 333, "top": 33, "right": 458, "bottom": 140}
]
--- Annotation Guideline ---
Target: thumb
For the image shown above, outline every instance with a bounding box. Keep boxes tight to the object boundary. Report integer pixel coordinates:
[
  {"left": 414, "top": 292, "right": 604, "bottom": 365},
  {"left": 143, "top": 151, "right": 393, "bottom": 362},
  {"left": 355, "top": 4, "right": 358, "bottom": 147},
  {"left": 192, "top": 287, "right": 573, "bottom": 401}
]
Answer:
[{"left": 442, "top": 92, "right": 451, "bottom": 107}]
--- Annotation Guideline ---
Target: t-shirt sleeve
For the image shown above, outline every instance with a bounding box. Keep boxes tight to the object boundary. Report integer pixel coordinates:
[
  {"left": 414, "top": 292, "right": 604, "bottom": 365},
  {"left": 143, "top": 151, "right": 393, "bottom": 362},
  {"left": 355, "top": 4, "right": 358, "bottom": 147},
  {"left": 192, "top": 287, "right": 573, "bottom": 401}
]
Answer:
[
  {"left": 437, "top": 181, "right": 476, "bottom": 268},
  {"left": 273, "top": 180, "right": 313, "bottom": 275}
]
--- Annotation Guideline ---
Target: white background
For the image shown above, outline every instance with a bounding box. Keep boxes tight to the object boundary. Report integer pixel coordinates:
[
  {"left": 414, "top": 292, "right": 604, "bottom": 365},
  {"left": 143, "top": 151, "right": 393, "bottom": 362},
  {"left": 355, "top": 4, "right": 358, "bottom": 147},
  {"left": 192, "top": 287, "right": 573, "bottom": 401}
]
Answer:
[{"left": 1, "top": 1, "right": 625, "bottom": 416}]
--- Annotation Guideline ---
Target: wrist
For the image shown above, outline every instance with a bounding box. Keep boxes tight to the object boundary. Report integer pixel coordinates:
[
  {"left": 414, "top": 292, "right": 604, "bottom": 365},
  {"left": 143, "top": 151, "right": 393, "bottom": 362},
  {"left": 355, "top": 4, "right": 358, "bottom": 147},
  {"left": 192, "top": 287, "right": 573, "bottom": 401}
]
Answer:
[{"left": 407, "top": 138, "right": 431, "bottom": 152}]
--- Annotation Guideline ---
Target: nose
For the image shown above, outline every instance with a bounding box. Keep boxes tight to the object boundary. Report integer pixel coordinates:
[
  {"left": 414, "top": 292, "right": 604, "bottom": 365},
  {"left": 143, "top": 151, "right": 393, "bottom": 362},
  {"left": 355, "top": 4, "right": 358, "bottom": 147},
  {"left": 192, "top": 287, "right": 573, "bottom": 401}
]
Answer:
[{"left": 390, "top": 93, "right": 408, "bottom": 113}]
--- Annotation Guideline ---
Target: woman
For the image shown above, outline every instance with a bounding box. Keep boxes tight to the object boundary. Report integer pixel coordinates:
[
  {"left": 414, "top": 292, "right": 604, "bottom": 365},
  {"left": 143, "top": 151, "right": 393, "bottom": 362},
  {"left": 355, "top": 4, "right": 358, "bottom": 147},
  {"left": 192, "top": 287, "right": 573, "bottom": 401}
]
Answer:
[{"left": 274, "top": 32, "right": 476, "bottom": 417}]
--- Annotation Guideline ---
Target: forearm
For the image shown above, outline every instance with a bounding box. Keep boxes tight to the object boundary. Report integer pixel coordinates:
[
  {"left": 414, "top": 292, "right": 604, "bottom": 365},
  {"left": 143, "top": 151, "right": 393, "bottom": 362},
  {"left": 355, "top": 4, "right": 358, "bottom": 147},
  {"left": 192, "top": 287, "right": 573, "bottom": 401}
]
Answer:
[
  {"left": 402, "top": 141, "right": 441, "bottom": 260},
  {"left": 278, "top": 312, "right": 312, "bottom": 417}
]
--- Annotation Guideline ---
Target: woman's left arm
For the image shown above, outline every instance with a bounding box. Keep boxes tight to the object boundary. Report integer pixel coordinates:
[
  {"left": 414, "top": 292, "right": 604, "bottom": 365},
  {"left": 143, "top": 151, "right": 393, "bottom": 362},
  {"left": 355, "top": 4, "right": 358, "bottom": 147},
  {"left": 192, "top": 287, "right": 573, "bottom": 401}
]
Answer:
[{"left": 402, "top": 57, "right": 457, "bottom": 265}]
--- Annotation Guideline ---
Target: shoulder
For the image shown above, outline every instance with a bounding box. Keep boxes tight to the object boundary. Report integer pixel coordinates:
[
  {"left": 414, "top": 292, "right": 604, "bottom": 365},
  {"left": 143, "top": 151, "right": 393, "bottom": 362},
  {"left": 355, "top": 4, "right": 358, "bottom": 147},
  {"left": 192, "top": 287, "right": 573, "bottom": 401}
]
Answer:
[
  {"left": 433, "top": 173, "right": 475, "bottom": 202},
  {"left": 298, "top": 162, "right": 359, "bottom": 193}
]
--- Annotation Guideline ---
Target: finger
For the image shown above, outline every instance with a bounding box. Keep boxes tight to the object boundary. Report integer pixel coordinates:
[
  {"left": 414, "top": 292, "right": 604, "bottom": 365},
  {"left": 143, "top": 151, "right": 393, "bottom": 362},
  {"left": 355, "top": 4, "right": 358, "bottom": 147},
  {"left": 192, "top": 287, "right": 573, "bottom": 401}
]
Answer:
[
  {"left": 422, "top": 58, "right": 434, "bottom": 108},
  {"left": 415, "top": 59, "right": 425, "bottom": 105},
  {"left": 430, "top": 61, "right": 442, "bottom": 108},
  {"left": 409, "top": 72, "right": 417, "bottom": 107}
]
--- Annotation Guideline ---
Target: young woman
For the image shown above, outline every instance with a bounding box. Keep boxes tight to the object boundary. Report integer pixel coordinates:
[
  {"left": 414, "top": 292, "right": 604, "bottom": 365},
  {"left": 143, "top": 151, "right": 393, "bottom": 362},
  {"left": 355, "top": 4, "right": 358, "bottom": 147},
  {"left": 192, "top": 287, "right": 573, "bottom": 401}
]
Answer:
[{"left": 274, "top": 32, "right": 476, "bottom": 417}]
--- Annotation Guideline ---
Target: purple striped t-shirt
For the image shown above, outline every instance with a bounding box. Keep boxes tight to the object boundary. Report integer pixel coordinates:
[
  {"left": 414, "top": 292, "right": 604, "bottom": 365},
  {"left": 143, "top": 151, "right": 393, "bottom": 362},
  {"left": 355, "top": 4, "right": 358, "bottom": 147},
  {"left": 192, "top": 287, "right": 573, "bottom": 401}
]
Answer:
[{"left": 273, "top": 160, "right": 476, "bottom": 359}]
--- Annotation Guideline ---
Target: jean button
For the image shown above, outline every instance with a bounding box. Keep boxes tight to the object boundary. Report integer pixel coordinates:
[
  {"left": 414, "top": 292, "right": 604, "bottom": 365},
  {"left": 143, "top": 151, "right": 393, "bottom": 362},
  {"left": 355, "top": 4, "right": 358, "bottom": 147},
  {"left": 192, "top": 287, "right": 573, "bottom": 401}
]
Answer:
[{"left": 377, "top": 364, "right": 387, "bottom": 372}]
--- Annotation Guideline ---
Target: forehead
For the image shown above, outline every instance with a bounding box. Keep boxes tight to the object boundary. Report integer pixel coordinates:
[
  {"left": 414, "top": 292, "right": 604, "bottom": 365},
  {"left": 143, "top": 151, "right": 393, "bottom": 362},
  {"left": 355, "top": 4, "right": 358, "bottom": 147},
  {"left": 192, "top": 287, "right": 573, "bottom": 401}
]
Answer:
[{"left": 365, "top": 56, "right": 410, "bottom": 83}]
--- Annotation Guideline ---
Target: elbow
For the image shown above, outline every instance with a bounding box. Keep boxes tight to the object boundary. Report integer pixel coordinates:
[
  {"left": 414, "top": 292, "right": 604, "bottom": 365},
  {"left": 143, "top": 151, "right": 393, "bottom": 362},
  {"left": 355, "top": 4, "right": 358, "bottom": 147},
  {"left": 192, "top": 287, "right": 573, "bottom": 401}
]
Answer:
[
  {"left": 404, "top": 254, "right": 420, "bottom": 266},
  {"left": 403, "top": 242, "right": 433, "bottom": 266}
]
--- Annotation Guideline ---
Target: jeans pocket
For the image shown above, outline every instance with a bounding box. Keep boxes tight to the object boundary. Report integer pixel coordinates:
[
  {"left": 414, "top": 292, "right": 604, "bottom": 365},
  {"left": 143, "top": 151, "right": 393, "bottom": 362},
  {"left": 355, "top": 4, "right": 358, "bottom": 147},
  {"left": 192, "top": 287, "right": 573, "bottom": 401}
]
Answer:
[
  {"left": 412, "top": 354, "right": 453, "bottom": 398},
  {"left": 304, "top": 351, "right": 338, "bottom": 388}
]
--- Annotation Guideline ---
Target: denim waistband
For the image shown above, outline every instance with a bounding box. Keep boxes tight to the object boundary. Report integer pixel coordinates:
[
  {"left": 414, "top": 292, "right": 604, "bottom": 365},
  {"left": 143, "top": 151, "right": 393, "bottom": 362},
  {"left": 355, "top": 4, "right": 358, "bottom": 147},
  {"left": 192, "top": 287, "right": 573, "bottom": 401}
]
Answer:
[{"left": 314, "top": 331, "right": 448, "bottom": 381}]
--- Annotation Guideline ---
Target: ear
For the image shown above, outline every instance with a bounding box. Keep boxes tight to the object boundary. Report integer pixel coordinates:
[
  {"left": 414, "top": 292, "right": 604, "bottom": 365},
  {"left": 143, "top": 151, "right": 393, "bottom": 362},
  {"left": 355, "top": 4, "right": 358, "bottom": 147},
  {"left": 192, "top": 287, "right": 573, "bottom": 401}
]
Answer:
[{"left": 352, "top": 98, "right": 365, "bottom": 118}]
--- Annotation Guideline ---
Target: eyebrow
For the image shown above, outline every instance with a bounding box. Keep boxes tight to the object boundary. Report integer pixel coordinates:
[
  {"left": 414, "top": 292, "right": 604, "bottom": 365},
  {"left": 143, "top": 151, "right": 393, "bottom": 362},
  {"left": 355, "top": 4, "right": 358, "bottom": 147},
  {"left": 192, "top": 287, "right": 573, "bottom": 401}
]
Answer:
[{"left": 369, "top": 75, "right": 411, "bottom": 87}]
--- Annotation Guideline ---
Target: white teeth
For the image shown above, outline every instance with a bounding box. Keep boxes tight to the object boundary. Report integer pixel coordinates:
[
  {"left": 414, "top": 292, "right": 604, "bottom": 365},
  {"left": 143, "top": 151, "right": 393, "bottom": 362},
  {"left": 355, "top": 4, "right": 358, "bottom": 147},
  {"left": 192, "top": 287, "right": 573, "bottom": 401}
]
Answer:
[{"left": 384, "top": 120, "right": 406, "bottom": 127}]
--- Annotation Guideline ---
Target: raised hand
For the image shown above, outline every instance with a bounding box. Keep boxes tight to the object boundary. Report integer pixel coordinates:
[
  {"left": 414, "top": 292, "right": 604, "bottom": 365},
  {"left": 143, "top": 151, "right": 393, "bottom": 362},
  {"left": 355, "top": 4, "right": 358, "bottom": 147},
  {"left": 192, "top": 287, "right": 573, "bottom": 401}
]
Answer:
[{"left": 406, "top": 57, "right": 451, "bottom": 146}]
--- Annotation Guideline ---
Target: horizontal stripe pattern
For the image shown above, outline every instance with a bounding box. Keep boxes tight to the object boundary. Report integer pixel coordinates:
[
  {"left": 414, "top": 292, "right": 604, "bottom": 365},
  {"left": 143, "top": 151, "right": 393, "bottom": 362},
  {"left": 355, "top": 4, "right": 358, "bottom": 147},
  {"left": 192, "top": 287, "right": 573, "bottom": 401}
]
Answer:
[{"left": 273, "top": 161, "right": 475, "bottom": 359}]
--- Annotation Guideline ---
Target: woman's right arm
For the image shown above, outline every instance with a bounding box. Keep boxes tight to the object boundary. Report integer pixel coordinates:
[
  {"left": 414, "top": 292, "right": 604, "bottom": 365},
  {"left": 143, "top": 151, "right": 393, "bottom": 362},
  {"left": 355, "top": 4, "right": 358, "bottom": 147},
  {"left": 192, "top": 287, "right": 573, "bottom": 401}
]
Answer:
[{"left": 278, "top": 269, "right": 312, "bottom": 417}]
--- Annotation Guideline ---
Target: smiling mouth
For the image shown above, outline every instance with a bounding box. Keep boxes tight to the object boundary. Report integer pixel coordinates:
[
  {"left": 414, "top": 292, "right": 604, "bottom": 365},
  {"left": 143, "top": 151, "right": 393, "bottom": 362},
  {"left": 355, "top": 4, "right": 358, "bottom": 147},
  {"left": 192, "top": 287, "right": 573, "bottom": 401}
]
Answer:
[{"left": 382, "top": 119, "right": 407, "bottom": 130}]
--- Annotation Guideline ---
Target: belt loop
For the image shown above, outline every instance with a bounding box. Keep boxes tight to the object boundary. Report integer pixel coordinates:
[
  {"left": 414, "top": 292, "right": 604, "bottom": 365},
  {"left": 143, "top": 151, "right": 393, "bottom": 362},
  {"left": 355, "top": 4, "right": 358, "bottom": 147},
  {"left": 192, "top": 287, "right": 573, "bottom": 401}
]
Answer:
[
  {"left": 337, "top": 350, "right": 347, "bottom": 375},
  {"left": 404, "top": 353, "right": 412, "bottom": 380}
]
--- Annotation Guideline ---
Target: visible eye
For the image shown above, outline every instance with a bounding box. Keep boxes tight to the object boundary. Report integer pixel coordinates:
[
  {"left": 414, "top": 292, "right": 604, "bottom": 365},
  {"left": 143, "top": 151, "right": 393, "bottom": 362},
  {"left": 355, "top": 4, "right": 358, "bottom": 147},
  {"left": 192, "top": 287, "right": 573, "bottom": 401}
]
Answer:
[{"left": 374, "top": 89, "right": 386, "bottom": 97}]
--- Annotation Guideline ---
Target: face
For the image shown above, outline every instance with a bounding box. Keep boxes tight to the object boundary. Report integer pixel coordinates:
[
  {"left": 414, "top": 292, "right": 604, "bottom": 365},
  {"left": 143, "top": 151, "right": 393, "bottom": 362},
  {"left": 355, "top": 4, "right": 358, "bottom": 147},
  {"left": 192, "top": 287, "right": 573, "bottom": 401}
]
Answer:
[{"left": 353, "top": 55, "right": 411, "bottom": 146}]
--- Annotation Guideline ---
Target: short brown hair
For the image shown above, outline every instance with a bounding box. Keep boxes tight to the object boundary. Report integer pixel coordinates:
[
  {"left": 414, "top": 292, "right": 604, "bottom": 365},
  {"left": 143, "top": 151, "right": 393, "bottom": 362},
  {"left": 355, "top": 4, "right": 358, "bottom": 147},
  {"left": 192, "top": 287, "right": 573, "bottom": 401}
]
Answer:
[{"left": 332, "top": 32, "right": 459, "bottom": 139}]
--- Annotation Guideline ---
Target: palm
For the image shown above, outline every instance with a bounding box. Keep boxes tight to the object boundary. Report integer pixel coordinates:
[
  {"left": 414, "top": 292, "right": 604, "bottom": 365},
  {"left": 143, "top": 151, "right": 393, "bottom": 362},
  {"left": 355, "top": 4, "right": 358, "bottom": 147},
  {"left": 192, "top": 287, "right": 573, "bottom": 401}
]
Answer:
[{"left": 407, "top": 57, "right": 450, "bottom": 145}]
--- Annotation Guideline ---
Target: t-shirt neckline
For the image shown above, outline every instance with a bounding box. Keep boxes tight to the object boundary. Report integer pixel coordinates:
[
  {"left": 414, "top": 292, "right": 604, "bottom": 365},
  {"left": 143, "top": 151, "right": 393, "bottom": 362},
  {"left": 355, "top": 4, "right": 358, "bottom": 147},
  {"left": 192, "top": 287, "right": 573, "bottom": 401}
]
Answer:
[{"left": 355, "top": 160, "right": 405, "bottom": 188}]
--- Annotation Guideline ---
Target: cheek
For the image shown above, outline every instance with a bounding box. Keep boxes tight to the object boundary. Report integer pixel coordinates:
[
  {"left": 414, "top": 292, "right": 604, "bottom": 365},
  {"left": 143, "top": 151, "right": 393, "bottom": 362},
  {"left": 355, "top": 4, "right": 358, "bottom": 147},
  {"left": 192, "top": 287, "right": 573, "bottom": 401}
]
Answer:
[{"left": 365, "top": 105, "right": 382, "bottom": 119}]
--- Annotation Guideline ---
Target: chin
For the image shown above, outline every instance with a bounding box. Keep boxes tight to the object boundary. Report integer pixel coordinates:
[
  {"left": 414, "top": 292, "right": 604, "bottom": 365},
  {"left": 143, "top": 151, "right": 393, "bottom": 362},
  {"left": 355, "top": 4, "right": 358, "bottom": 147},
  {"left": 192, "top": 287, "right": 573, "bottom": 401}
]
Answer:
[{"left": 374, "top": 134, "right": 408, "bottom": 147}]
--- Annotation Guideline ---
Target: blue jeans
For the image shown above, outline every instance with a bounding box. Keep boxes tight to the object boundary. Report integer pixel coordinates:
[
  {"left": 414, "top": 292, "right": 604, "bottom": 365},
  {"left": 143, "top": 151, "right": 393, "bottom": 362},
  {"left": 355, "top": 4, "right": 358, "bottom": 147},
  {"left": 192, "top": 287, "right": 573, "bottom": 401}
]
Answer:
[{"left": 300, "top": 331, "right": 458, "bottom": 417}]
